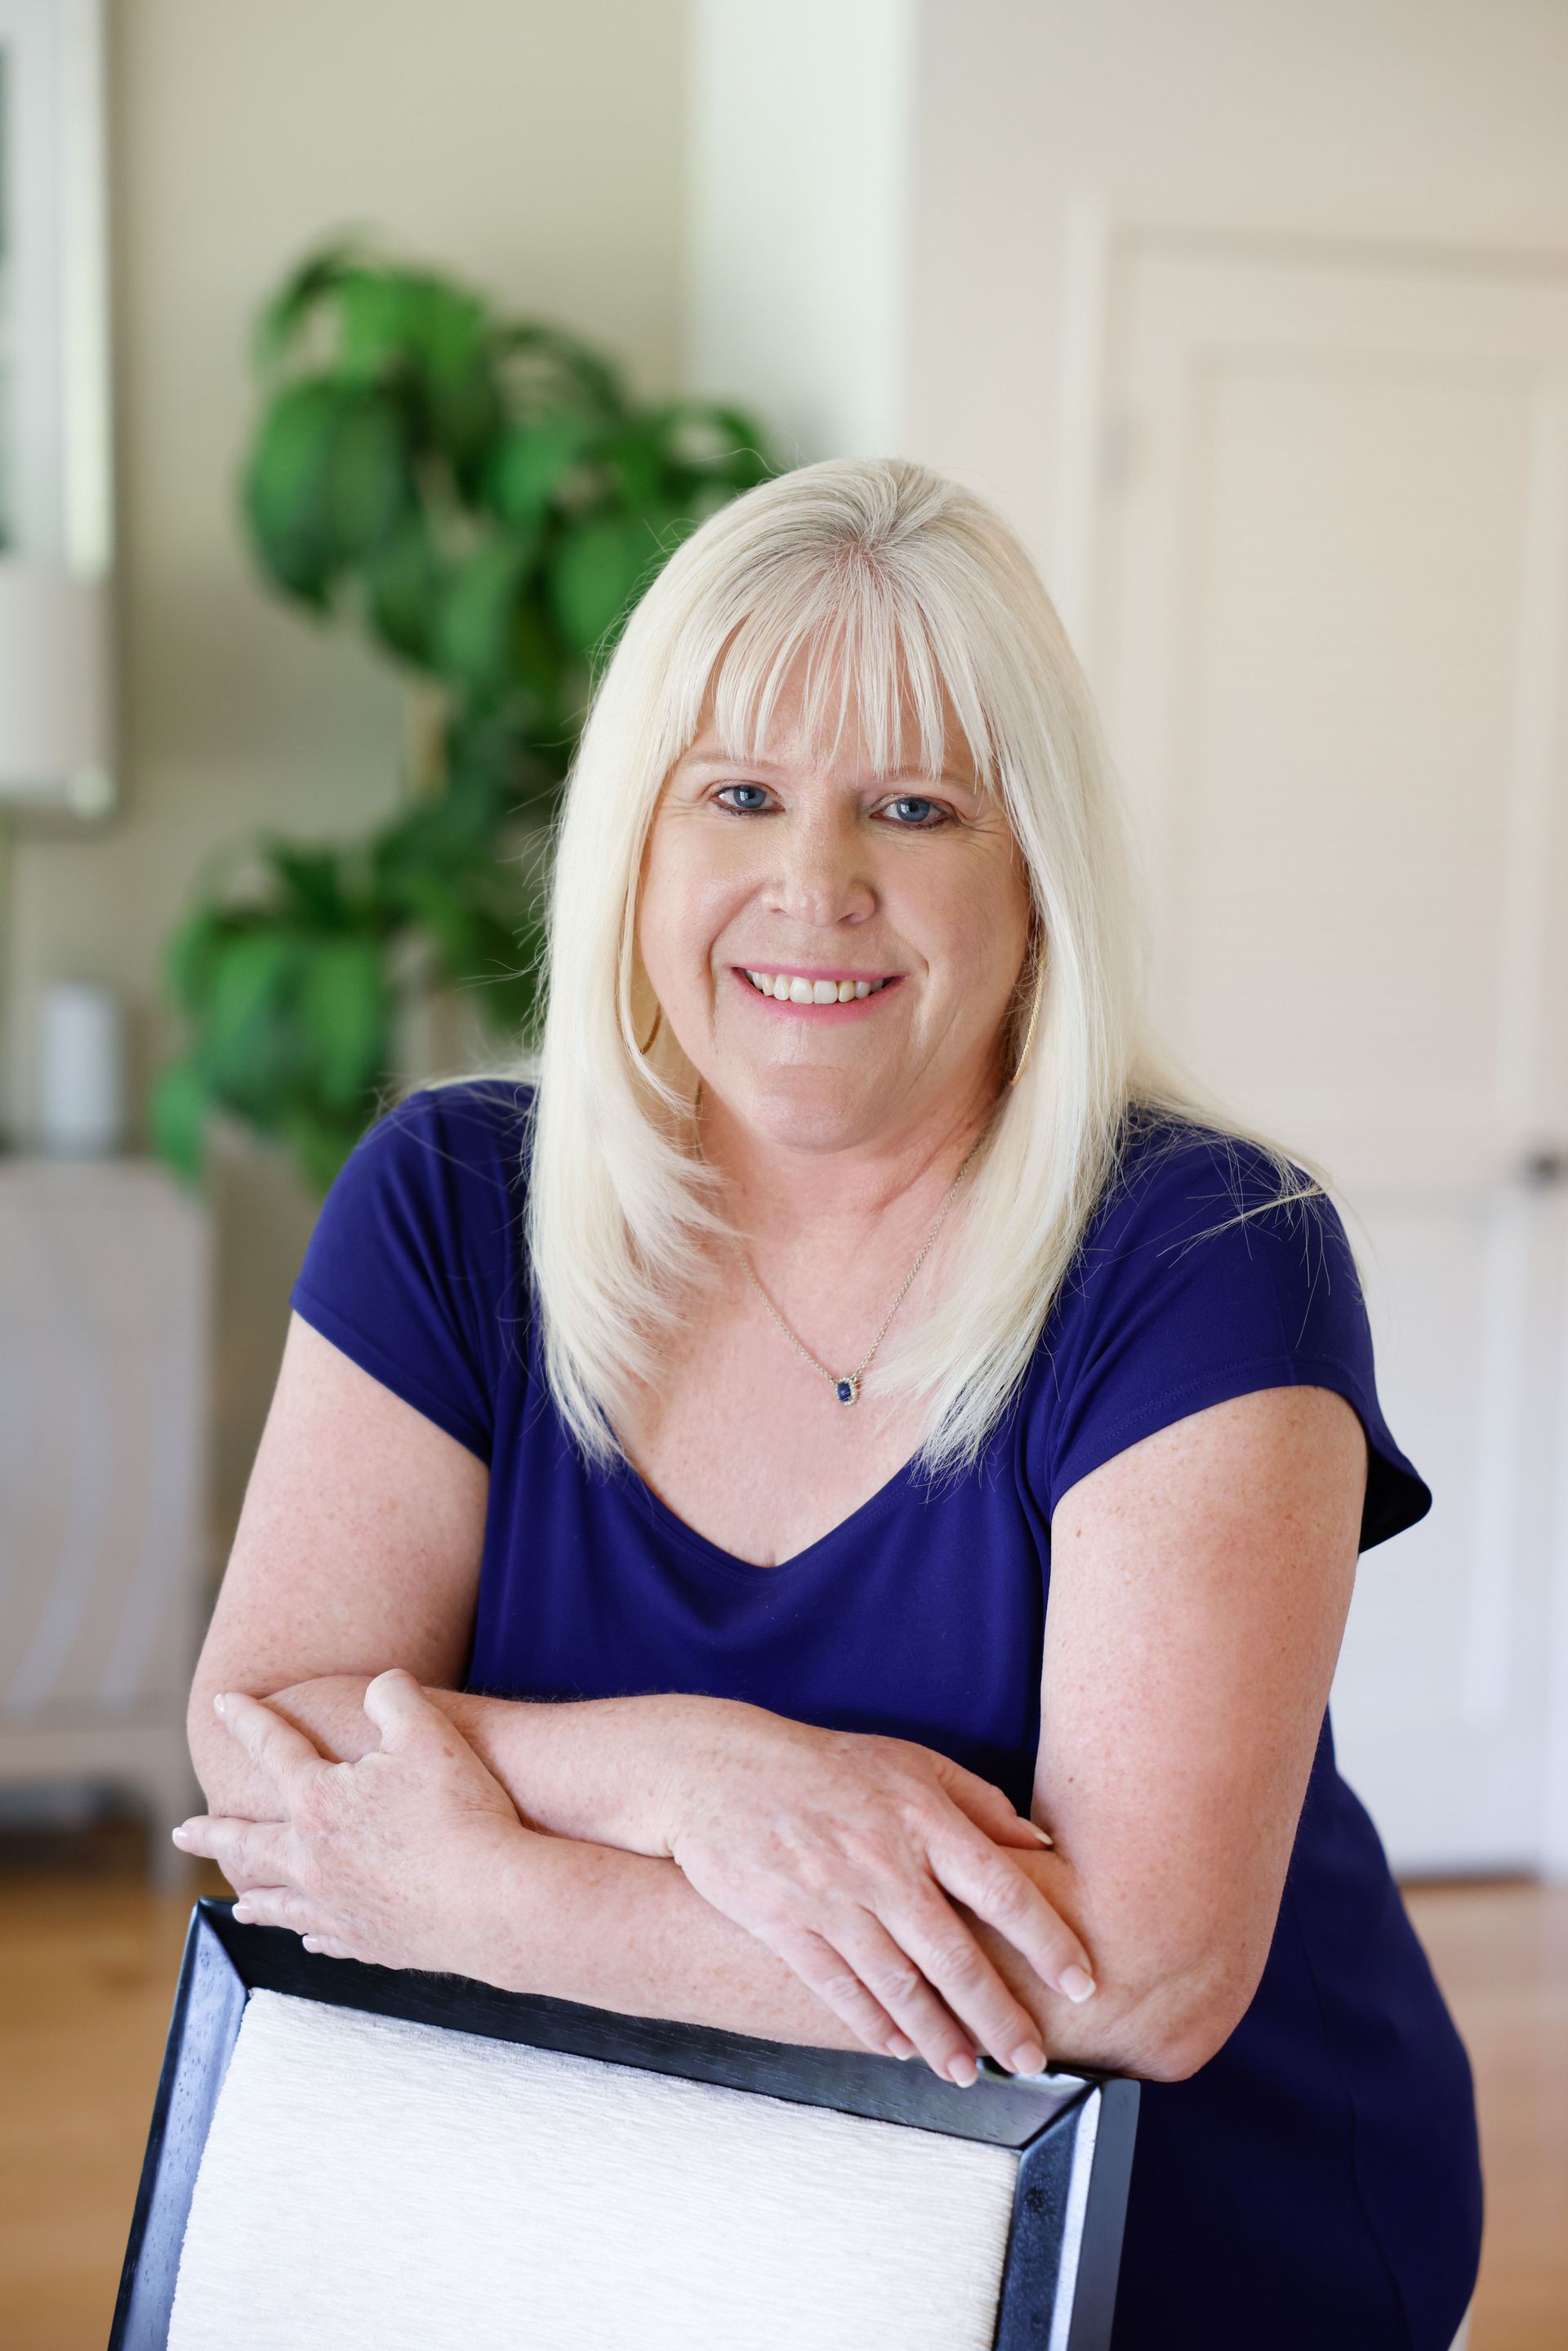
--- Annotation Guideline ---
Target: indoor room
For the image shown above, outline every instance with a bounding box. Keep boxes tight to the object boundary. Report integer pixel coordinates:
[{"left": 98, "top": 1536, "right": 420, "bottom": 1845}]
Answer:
[{"left": 2, "top": 5, "right": 1566, "bottom": 2348}]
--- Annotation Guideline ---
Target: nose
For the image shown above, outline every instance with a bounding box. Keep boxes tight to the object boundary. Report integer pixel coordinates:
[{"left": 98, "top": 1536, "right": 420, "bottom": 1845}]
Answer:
[{"left": 762, "top": 804, "right": 875, "bottom": 931}]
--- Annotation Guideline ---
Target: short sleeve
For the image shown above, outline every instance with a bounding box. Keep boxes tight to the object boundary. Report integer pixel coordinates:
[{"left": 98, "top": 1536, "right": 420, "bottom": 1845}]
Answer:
[
  {"left": 1031, "top": 1125, "right": 1432, "bottom": 1553},
  {"left": 289, "top": 1081, "right": 532, "bottom": 1463}
]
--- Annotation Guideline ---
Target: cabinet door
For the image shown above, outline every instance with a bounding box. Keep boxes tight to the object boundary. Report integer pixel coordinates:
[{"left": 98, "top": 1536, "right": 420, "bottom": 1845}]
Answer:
[
  {"left": 1080, "top": 232, "right": 1568, "bottom": 1872},
  {"left": 0, "top": 1163, "right": 208, "bottom": 1719}
]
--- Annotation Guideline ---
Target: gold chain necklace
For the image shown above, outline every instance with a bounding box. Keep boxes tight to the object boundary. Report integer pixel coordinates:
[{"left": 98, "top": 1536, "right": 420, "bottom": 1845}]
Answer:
[{"left": 715, "top": 1129, "right": 985, "bottom": 1407}]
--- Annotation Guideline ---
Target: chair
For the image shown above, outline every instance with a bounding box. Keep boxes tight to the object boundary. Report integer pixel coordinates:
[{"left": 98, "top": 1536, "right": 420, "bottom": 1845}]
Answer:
[{"left": 110, "top": 1898, "right": 1138, "bottom": 2350}]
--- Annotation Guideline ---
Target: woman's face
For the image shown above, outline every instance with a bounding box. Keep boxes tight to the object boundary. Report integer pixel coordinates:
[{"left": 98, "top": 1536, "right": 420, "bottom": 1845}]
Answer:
[{"left": 637, "top": 660, "right": 1034, "bottom": 1155}]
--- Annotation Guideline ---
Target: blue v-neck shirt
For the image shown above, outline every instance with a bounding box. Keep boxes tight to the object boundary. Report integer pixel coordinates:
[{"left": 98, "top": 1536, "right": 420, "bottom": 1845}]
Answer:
[{"left": 292, "top": 1080, "right": 1482, "bottom": 2351}]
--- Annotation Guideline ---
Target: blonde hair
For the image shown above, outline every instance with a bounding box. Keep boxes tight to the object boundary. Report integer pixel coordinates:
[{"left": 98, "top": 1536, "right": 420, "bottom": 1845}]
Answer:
[{"left": 525, "top": 456, "right": 1321, "bottom": 1480}]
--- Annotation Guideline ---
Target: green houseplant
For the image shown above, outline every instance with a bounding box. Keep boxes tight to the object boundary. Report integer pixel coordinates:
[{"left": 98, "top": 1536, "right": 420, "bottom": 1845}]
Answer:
[{"left": 154, "top": 244, "right": 778, "bottom": 1192}]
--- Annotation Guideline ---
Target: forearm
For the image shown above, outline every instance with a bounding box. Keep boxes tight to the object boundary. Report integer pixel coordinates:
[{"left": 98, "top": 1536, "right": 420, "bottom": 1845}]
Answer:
[
  {"left": 474, "top": 1827, "right": 867, "bottom": 2050},
  {"left": 189, "top": 1668, "right": 713, "bottom": 1854},
  {"left": 964, "top": 1847, "right": 1257, "bottom": 2082}
]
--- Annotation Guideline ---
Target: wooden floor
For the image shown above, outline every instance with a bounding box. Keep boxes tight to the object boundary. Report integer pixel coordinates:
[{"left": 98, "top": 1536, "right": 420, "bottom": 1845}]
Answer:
[{"left": 0, "top": 1832, "right": 1564, "bottom": 2349}]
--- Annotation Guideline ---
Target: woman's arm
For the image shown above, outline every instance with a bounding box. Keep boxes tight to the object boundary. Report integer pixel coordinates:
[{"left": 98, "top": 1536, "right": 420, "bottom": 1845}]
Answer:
[
  {"left": 191, "top": 1318, "right": 731, "bottom": 1855},
  {"left": 978, "top": 1382, "right": 1367, "bottom": 2083},
  {"left": 188, "top": 1317, "right": 488, "bottom": 1818},
  {"left": 191, "top": 1316, "right": 1094, "bottom": 2082},
  {"left": 182, "top": 1672, "right": 1073, "bottom": 2082}
]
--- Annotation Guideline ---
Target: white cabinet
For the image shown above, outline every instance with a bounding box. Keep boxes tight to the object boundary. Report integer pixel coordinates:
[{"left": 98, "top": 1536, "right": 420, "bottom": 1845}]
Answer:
[{"left": 0, "top": 1159, "right": 209, "bottom": 1880}]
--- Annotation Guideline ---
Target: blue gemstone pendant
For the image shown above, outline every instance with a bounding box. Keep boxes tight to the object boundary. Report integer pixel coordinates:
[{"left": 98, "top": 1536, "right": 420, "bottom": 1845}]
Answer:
[{"left": 835, "top": 1376, "right": 859, "bottom": 1405}]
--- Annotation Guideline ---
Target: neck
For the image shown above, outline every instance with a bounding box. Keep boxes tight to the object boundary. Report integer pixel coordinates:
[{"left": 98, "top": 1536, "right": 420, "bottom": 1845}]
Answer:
[{"left": 696, "top": 1071, "right": 1000, "bottom": 1263}]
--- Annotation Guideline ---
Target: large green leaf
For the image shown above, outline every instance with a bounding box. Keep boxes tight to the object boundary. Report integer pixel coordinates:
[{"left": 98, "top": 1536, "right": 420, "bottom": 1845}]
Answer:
[
  {"left": 328, "top": 390, "right": 413, "bottom": 559},
  {"left": 437, "top": 538, "right": 537, "bottom": 701},
  {"left": 252, "top": 245, "right": 358, "bottom": 374},
  {"left": 242, "top": 378, "right": 350, "bottom": 605},
  {"left": 482, "top": 414, "right": 603, "bottom": 529},
  {"left": 299, "top": 936, "right": 390, "bottom": 1110},
  {"left": 164, "top": 905, "right": 234, "bottom": 1014},
  {"left": 267, "top": 843, "right": 349, "bottom": 928},
  {"left": 360, "top": 511, "right": 445, "bottom": 670},
  {"left": 547, "top": 510, "right": 658, "bottom": 654},
  {"left": 149, "top": 1057, "right": 210, "bottom": 1183},
  {"left": 199, "top": 929, "right": 308, "bottom": 1110}
]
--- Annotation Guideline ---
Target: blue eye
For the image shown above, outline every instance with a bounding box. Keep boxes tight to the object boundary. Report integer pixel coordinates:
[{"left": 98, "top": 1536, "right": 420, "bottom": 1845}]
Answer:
[
  {"left": 715, "top": 784, "right": 773, "bottom": 813},
  {"left": 885, "top": 795, "right": 945, "bottom": 826}
]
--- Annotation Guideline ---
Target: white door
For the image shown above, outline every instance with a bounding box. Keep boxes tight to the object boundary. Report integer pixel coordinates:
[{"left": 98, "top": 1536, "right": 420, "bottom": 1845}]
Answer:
[{"left": 1072, "top": 229, "right": 1568, "bottom": 1874}]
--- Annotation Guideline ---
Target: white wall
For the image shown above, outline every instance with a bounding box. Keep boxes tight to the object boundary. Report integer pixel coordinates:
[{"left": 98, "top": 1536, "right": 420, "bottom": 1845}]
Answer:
[
  {"left": 906, "top": 0, "right": 1568, "bottom": 576},
  {"left": 11, "top": 0, "right": 687, "bottom": 1545},
  {"left": 687, "top": 0, "right": 1568, "bottom": 576},
  {"left": 686, "top": 0, "right": 916, "bottom": 461}
]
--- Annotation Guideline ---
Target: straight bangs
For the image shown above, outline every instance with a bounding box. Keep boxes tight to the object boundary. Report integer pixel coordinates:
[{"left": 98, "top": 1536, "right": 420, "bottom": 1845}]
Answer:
[
  {"left": 525, "top": 456, "right": 1326, "bottom": 1481},
  {"left": 700, "top": 564, "right": 996, "bottom": 803}
]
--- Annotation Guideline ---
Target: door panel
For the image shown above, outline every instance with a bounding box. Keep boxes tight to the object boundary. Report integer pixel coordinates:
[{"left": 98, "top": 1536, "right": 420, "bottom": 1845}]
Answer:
[{"left": 1082, "top": 234, "right": 1568, "bottom": 1870}]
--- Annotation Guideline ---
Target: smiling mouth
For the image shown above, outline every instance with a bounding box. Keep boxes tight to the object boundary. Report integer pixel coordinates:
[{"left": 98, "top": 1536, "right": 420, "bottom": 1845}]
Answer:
[{"left": 741, "top": 968, "right": 897, "bottom": 1004}]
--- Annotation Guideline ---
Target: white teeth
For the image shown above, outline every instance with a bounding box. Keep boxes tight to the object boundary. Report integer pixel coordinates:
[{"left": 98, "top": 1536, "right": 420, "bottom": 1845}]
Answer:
[{"left": 744, "top": 971, "right": 890, "bottom": 1000}]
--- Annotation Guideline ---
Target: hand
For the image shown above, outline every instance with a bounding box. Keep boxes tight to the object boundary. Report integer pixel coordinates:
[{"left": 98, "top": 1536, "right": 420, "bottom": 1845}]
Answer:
[
  {"left": 172, "top": 1669, "right": 527, "bottom": 1982},
  {"left": 656, "top": 1703, "right": 1097, "bottom": 2083}
]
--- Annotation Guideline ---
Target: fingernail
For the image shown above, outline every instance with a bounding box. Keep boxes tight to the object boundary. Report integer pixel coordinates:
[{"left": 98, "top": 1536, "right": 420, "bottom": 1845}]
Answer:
[
  {"left": 885, "top": 2033, "right": 916, "bottom": 2059},
  {"left": 212, "top": 1693, "right": 226, "bottom": 1716},
  {"left": 947, "top": 2052, "right": 978, "bottom": 2088},
  {"left": 1010, "top": 2039, "right": 1046, "bottom": 2075},
  {"left": 1028, "top": 1824, "right": 1054, "bottom": 1846},
  {"left": 1058, "top": 1966, "right": 1097, "bottom": 2003},
  {"left": 233, "top": 1904, "right": 252, "bottom": 1924},
  {"left": 170, "top": 1825, "right": 190, "bottom": 1847}
]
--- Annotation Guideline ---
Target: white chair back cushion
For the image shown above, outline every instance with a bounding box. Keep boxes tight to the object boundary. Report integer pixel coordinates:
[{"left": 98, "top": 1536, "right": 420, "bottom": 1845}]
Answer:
[{"left": 168, "top": 1990, "right": 1020, "bottom": 2350}]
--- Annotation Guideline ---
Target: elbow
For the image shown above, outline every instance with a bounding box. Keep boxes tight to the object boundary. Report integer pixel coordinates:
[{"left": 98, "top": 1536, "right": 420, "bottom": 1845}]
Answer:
[{"left": 1088, "top": 1957, "right": 1262, "bottom": 2085}]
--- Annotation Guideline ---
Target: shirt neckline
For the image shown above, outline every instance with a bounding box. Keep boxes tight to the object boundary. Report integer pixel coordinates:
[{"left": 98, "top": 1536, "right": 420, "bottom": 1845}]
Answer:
[{"left": 605, "top": 1444, "right": 928, "bottom": 1578}]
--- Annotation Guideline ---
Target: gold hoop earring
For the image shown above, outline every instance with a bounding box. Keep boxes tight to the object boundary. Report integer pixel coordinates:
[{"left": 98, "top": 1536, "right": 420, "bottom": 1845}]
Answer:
[
  {"left": 636, "top": 1003, "right": 663, "bottom": 1058},
  {"left": 1009, "top": 959, "right": 1044, "bottom": 1089}
]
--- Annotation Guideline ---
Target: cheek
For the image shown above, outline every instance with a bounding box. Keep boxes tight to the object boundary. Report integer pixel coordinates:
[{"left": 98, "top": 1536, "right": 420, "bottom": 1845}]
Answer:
[
  {"left": 919, "top": 855, "right": 1031, "bottom": 1004},
  {"left": 637, "top": 825, "right": 748, "bottom": 994}
]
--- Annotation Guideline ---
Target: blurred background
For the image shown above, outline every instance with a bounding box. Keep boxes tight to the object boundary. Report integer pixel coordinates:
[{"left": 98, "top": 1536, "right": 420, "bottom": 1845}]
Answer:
[{"left": 2, "top": 2, "right": 1566, "bottom": 2344}]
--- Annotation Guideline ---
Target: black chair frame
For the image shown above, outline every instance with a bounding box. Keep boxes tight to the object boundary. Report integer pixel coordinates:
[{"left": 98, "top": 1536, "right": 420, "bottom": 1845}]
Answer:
[{"left": 111, "top": 1898, "right": 1138, "bottom": 2351}]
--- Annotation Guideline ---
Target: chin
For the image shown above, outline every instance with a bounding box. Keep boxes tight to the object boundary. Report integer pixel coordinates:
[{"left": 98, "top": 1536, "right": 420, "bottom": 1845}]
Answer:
[{"left": 724, "top": 1062, "right": 892, "bottom": 1150}]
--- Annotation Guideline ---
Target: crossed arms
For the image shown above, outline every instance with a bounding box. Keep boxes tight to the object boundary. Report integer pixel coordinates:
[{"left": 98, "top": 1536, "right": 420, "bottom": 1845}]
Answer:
[{"left": 181, "top": 1315, "right": 1365, "bottom": 2086}]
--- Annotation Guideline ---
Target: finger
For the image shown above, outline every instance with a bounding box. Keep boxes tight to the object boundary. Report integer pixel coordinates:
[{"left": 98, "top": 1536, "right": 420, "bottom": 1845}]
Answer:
[
  {"left": 844, "top": 1898, "right": 1042, "bottom": 2082},
  {"left": 926, "top": 1831, "right": 1096, "bottom": 2004},
  {"left": 216, "top": 1691, "right": 327, "bottom": 1801},
  {"left": 766, "top": 1926, "right": 919, "bottom": 2062},
  {"left": 822, "top": 1909, "right": 989, "bottom": 2082},
  {"left": 932, "top": 1758, "right": 1053, "bottom": 1849},
  {"left": 172, "top": 1815, "right": 293, "bottom": 1890},
  {"left": 230, "top": 1886, "right": 321, "bottom": 1935},
  {"left": 361, "top": 1667, "right": 452, "bottom": 1755},
  {"left": 302, "top": 1936, "right": 359, "bottom": 1961}
]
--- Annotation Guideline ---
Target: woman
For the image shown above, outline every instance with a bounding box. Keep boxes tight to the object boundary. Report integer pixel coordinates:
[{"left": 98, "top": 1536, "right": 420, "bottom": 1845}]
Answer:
[{"left": 178, "top": 458, "right": 1481, "bottom": 2349}]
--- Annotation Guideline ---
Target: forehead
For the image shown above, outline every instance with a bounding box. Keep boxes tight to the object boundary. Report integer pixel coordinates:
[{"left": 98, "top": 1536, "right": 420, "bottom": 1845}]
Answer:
[{"left": 684, "top": 638, "right": 986, "bottom": 785}]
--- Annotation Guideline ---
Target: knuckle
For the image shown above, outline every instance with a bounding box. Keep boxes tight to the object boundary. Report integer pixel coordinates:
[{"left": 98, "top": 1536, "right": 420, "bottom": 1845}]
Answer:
[
  {"left": 927, "top": 1935, "right": 984, "bottom": 1989},
  {"left": 869, "top": 1957, "right": 924, "bottom": 2007},
  {"left": 979, "top": 1862, "right": 1031, "bottom": 1919}
]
